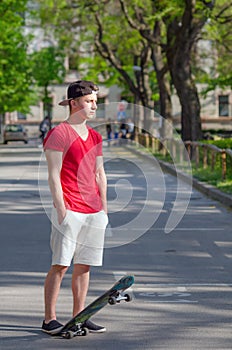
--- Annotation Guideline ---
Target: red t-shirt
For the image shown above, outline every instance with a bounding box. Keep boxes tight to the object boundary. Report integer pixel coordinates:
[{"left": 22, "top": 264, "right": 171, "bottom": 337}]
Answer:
[{"left": 43, "top": 122, "right": 103, "bottom": 213}]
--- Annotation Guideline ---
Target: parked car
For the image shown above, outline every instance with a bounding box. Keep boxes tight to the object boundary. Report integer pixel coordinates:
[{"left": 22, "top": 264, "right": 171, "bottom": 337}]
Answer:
[{"left": 3, "top": 124, "right": 28, "bottom": 144}]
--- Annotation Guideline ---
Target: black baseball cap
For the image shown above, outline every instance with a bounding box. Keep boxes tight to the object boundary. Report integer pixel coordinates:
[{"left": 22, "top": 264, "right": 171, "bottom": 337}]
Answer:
[{"left": 59, "top": 80, "right": 99, "bottom": 106}]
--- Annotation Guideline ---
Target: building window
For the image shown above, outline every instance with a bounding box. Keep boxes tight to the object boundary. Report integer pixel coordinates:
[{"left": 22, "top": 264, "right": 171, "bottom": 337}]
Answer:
[
  {"left": 96, "top": 97, "right": 105, "bottom": 118},
  {"left": 17, "top": 112, "right": 26, "bottom": 120},
  {"left": 218, "top": 95, "right": 229, "bottom": 117}
]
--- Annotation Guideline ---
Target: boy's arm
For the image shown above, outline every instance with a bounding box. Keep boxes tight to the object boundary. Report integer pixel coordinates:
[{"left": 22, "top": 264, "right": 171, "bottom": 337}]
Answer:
[
  {"left": 95, "top": 155, "right": 108, "bottom": 214},
  {"left": 45, "top": 149, "right": 66, "bottom": 224}
]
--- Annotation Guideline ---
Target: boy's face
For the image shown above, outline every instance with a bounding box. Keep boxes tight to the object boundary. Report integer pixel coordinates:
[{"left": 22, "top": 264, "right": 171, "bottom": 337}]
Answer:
[{"left": 72, "top": 93, "right": 98, "bottom": 120}]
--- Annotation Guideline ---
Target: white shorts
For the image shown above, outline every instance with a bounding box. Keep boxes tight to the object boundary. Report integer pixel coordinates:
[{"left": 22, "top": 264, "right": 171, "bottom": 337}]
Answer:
[{"left": 50, "top": 208, "right": 108, "bottom": 267}]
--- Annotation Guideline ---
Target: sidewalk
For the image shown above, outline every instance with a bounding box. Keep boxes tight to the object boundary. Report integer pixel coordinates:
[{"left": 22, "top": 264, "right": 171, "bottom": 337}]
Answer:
[{"left": 124, "top": 143, "right": 232, "bottom": 209}]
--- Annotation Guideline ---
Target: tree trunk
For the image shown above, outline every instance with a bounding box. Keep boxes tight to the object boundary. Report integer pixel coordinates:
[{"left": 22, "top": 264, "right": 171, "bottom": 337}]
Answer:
[
  {"left": 151, "top": 43, "right": 173, "bottom": 140},
  {"left": 137, "top": 19, "right": 173, "bottom": 139},
  {"left": 165, "top": 0, "right": 212, "bottom": 141},
  {"left": 118, "top": 1, "right": 173, "bottom": 137},
  {"left": 0, "top": 113, "right": 4, "bottom": 141},
  {"left": 171, "top": 54, "right": 202, "bottom": 141}
]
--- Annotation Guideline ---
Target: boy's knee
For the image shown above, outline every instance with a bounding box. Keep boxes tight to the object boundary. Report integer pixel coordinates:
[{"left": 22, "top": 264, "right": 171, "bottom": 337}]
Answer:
[{"left": 51, "top": 264, "right": 69, "bottom": 277}]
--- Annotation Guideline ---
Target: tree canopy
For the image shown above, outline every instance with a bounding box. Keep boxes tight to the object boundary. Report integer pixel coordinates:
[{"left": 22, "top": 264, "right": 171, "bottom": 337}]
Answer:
[
  {"left": 1, "top": 0, "right": 231, "bottom": 141},
  {"left": 200, "top": 0, "right": 232, "bottom": 92},
  {"left": 0, "top": 0, "right": 66, "bottom": 119},
  {"left": 37, "top": 0, "right": 228, "bottom": 140},
  {"left": 0, "top": 0, "right": 33, "bottom": 114},
  {"left": 30, "top": 46, "right": 66, "bottom": 118}
]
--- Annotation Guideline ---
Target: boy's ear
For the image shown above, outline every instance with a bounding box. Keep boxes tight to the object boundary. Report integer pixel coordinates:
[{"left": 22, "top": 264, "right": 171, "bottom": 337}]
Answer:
[{"left": 70, "top": 99, "right": 77, "bottom": 108}]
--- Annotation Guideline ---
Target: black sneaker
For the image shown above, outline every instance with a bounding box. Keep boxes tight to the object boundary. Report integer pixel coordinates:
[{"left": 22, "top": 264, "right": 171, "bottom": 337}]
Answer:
[
  {"left": 42, "top": 320, "right": 63, "bottom": 335},
  {"left": 83, "top": 319, "right": 106, "bottom": 333}
]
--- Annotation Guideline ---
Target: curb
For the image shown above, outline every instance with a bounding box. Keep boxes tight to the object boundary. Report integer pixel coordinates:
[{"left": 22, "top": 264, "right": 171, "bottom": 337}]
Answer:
[{"left": 125, "top": 144, "right": 232, "bottom": 209}]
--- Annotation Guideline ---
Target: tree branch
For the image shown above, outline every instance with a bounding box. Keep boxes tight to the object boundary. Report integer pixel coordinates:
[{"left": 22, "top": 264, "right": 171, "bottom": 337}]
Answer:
[
  {"left": 119, "top": 0, "right": 159, "bottom": 45},
  {"left": 94, "top": 12, "right": 139, "bottom": 97}
]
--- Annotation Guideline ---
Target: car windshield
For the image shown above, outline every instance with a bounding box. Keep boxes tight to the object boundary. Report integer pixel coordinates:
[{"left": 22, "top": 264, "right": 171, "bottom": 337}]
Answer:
[{"left": 6, "top": 125, "right": 23, "bottom": 132}]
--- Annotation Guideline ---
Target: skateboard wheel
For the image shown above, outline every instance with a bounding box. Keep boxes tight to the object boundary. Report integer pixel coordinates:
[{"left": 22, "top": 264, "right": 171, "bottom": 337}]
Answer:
[
  {"left": 108, "top": 296, "right": 117, "bottom": 305},
  {"left": 81, "top": 327, "right": 89, "bottom": 336},
  {"left": 66, "top": 331, "right": 74, "bottom": 339},
  {"left": 125, "top": 293, "right": 132, "bottom": 302}
]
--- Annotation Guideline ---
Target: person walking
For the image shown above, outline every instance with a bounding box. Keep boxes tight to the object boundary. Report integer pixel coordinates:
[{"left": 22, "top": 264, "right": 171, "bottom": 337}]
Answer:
[
  {"left": 106, "top": 118, "right": 112, "bottom": 140},
  {"left": 41, "top": 80, "right": 108, "bottom": 335},
  {"left": 39, "top": 116, "right": 51, "bottom": 142}
]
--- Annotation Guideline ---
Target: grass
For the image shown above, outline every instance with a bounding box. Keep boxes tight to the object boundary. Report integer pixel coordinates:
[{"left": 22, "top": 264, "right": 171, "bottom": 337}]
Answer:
[
  {"left": 134, "top": 138, "right": 232, "bottom": 196},
  {"left": 192, "top": 166, "right": 232, "bottom": 195},
  {"left": 191, "top": 138, "right": 232, "bottom": 195},
  {"left": 202, "top": 139, "right": 232, "bottom": 149}
]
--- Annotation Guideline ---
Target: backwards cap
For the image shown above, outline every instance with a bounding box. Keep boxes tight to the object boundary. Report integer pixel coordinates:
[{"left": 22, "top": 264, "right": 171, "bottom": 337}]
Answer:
[{"left": 59, "top": 80, "right": 99, "bottom": 106}]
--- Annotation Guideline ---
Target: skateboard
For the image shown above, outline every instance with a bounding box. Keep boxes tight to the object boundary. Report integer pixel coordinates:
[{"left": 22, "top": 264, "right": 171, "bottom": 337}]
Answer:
[{"left": 56, "top": 275, "right": 134, "bottom": 339}]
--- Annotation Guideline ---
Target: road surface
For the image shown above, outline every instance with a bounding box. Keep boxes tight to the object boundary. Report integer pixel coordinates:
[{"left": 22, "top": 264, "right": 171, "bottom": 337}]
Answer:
[{"left": 0, "top": 143, "right": 232, "bottom": 349}]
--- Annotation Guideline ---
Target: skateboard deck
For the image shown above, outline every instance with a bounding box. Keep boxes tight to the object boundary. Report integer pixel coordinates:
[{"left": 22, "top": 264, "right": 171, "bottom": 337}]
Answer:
[{"left": 57, "top": 275, "right": 134, "bottom": 339}]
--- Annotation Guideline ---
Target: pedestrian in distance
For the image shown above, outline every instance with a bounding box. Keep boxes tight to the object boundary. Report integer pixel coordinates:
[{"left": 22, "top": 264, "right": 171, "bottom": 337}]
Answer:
[
  {"left": 42, "top": 80, "right": 108, "bottom": 335},
  {"left": 126, "top": 118, "right": 135, "bottom": 141},
  {"left": 39, "top": 116, "right": 50, "bottom": 142},
  {"left": 106, "top": 118, "right": 112, "bottom": 146},
  {"left": 112, "top": 120, "right": 120, "bottom": 145}
]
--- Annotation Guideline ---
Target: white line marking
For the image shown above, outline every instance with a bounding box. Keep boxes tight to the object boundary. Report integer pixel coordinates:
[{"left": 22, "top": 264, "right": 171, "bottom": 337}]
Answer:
[
  {"left": 113, "top": 271, "right": 127, "bottom": 280},
  {"left": 145, "top": 300, "right": 198, "bottom": 304},
  {"left": 137, "top": 283, "right": 232, "bottom": 287},
  {"left": 134, "top": 283, "right": 232, "bottom": 304}
]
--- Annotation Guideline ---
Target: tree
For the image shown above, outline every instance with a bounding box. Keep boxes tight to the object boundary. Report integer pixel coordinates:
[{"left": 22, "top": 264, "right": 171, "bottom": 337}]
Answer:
[
  {"left": 35, "top": 0, "right": 203, "bottom": 139},
  {"left": 118, "top": 0, "right": 173, "bottom": 137},
  {"left": 30, "top": 46, "right": 66, "bottom": 119},
  {"left": 119, "top": 0, "right": 215, "bottom": 141},
  {"left": 0, "top": 0, "right": 34, "bottom": 116},
  {"left": 35, "top": 0, "right": 230, "bottom": 141},
  {"left": 36, "top": 0, "right": 160, "bottom": 130},
  {"left": 92, "top": 4, "right": 157, "bottom": 130},
  {"left": 199, "top": 1, "right": 232, "bottom": 92},
  {"left": 164, "top": 0, "right": 215, "bottom": 141}
]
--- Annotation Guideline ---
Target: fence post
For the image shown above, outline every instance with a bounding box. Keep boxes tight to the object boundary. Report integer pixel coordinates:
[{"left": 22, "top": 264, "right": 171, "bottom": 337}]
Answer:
[
  {"left": 179, "top": 141, "right": 183, "bottom": 164},
  {"left": 203, "top": 146, "right": 208, "bottom": 169},
  {"left": 211, "top": 151, "right": 215, "bottom": 171},
  {"left": 187, "top": 142, "right": 191, "bottom": 159},
  {"left": 152, "top": 137, "right": 155, "bottom": 153},
  {"left": 221, "top": 150, "right": 226, "bottom": 180},
  {"left": 195, "top": 144, "right": 199, "bottom": 169},
  {"left": 162, "top": 140, "right": 167, "bottom": 156},
  {"left": 141, "top": 134, "right": 144, "bottom": 147},
  {"left": 145, "top": 133, "right": 149, "bottom": 148},
  {"left": 172, "top": 140, "right": 176, "bottom": 160},
  {"left": 134, "top": 130, "right": 139, "bottom": 144}
]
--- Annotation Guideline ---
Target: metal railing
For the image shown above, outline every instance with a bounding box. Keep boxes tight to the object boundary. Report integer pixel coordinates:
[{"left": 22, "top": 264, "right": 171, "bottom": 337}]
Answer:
[{"left": 135, "top": 132, "right": 232, "bottom": 180}]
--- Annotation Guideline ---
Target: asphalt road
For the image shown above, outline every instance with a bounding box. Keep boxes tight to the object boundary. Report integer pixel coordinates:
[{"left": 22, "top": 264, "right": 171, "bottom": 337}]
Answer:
[{"left": 0, "top": 142, "right": 232, "bottom": 350}]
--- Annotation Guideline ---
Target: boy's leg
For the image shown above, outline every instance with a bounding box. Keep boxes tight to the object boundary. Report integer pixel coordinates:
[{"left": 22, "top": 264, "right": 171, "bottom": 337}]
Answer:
[
  {"left": 44, "top": 264, "right": 68, "bottom": 323},
  {"left": 71, "top": 263, "right": 106, "bottom": 333},
  {"left": 72, "top": 264, "right": 90, "bottom": 316}
]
